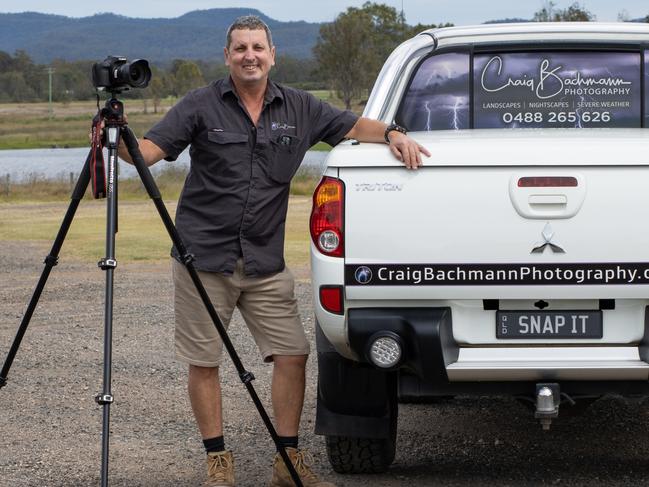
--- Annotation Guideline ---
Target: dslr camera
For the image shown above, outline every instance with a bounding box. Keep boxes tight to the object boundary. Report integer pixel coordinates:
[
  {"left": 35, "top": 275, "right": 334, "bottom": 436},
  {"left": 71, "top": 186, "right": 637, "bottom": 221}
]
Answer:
[{"left": 92, "top": 55, "right": 151, "bottom": 92}]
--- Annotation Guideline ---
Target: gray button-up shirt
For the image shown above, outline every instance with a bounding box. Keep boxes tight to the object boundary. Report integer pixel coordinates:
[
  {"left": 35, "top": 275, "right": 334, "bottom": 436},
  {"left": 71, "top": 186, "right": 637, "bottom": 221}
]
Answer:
[{"left": 145, "top": 77, "right": 358, "bottom": 276}]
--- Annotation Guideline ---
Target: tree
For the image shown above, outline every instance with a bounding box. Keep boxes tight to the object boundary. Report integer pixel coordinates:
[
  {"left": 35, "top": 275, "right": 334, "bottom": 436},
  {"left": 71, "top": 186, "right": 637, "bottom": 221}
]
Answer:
[
  {"left": 361, "top": 3, "right": 407, "bottom": 78},
  {"left": 533, "top": 1, "right": 595, "bottom": 22},
  {"left": 0, "top": 72, "right": 38, "bottom": 102},
  {"left": 313, "top": 7, "right": 373, "bottom": 109},
  {"left": 170, "top": 60, "right": 205, "bottom": 97},
  {"left": 147, "top": 76, "right": 165, "bottom": 113},
  {"left": 314, "top": 2, "right": 451, "bottom": 109}
]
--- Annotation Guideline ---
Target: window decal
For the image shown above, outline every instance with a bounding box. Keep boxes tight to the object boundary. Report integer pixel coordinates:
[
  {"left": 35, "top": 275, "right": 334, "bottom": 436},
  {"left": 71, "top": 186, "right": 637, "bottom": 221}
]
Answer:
[{"left": 473, "top": 51, "right": 641, "bottom": 128}]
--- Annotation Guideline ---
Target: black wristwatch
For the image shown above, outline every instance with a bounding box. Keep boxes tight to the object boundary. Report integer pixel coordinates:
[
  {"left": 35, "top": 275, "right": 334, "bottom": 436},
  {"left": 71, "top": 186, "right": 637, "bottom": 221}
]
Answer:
[{"left": 384, "top": 123, "right": 407, "bottom": 144}]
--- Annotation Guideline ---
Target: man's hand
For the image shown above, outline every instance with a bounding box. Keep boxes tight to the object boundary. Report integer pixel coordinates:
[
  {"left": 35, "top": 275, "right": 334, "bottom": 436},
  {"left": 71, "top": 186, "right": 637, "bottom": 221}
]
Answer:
[
  {"left": 87, "top": 116, "right": 165, "bottom": 166},
  {"left": 387, "top": 131, "right": 431, "bottom": 170},
  {"left": 344, "top": 117, "right": 431, "bottom": 170}
]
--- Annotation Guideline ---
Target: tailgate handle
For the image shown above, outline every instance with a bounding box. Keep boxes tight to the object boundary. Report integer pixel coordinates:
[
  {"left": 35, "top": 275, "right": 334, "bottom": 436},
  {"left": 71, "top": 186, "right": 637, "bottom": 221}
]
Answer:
[{"left": 529, "top": 194, "right": 567, "bottom": 205}]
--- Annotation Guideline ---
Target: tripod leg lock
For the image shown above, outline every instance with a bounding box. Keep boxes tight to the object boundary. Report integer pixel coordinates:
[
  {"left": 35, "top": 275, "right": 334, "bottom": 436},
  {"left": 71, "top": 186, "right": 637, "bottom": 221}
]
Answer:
[
  {"left": 95, "top": 393, "right": 114, "bottom": 405},
  {"left": 98, "top": 258, "right": 117, "bottom": 270},
  {"left": 180, "top": 253, "right": 195, "bottom": 265},
  {"left": 239, "top": 371, "right": 255, "bottom": 384},
  {"left": 43, "top": 254, "right": 59, "bottom": 267}
]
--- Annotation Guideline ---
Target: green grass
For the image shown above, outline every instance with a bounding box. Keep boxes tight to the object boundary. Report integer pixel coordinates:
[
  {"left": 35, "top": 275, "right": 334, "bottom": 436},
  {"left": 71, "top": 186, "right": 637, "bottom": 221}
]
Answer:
[
  {"left": 0, "top": 163, "right": 319, "bottom": 267},
  {"left": 0, "top": 196, "right": 312, "bottom": 267},
  {"left": 310, "top": 141, "right": 331, "bottom": 151},
  {"left": 0, "top": 99, "right": 176, "bottom": 150},
  {"left": 0, "top": 165, "right": 320, "bottom": 203},
  {"left": 0, "top": 92, "right": 361, "bottom": 150}
]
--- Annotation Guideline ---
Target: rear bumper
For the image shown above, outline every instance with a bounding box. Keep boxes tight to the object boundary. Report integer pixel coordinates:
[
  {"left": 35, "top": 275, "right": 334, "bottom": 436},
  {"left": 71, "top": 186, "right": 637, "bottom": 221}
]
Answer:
[
  {"left": 347, "top": 306, "right": 649, "bottom": 383},
  {"left": 315, "top": 309, "right": 649, "bottom": 438}
]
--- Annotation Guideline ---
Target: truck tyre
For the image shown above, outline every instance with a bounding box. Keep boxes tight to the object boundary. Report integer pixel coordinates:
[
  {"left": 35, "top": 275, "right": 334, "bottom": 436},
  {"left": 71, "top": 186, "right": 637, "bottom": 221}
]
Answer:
[{"left": 324, "top": 398, "right": 397, "bottom": 473}]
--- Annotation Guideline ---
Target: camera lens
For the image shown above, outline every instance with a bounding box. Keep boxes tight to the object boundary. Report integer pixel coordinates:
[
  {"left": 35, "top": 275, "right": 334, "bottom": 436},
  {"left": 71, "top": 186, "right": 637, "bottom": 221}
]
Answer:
[
  {"left": 127, "top": 59, "right": 151, "bottom": 88},
  {"left": 114, "top": 59, "right": 151, "bottom": 89}
]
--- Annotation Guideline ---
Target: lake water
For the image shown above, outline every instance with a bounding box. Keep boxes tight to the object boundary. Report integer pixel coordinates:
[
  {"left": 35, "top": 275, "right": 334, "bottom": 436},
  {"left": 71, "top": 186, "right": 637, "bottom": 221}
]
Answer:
[{"left": 0, "top": 147, "right": 328, "bottom": 182}]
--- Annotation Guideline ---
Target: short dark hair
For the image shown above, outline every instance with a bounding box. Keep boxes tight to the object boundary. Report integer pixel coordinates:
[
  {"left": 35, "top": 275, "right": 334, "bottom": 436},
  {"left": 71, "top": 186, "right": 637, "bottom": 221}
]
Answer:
[{"left": 226, "top": 15, "right": 273, "bottom": 49}]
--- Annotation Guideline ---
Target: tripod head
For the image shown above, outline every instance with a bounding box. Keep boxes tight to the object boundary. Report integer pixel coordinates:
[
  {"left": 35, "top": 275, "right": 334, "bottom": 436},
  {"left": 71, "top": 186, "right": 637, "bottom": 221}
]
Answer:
[
  {"left": 89, "top": 94, "right": 128, "bottom": 199},
  {"left": 101, "top": 97, "right": 126, "bottom": 126}
]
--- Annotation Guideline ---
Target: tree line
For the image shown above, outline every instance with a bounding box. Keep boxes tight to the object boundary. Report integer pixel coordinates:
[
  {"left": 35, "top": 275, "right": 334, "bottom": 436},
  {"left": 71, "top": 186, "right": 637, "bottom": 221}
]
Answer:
[
  {"left": 1, "top": 2, "right": 648, "bottom": 108},
  {"left": 0, "top": 51, "right": 321, "bottom": 111}
]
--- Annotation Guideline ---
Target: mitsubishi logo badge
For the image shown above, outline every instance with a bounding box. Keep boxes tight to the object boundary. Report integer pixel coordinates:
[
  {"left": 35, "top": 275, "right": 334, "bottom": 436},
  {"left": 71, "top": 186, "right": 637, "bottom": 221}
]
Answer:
[{"left": 532, "top": 222, "right": 565, "bottom": 254}]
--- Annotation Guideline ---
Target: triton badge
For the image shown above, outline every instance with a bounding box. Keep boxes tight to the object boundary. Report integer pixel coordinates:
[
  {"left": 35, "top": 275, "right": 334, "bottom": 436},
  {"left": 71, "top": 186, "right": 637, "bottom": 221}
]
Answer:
[
  {"left": 354, "top": 266, "right": 373, "bottom": 284},
  {"left": 532, "top": 222, "right": 565, "bottom": 254}
]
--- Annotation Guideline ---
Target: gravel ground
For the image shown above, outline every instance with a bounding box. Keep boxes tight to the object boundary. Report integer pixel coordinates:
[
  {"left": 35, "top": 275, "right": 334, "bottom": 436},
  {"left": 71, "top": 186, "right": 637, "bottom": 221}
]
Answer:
[{"left": 3, "top": 240, "right": 649, "bottom": 486}]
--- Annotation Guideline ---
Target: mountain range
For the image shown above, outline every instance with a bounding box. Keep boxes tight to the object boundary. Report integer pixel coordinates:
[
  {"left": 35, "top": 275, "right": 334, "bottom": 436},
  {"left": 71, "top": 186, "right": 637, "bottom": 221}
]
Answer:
[
  {"left": 4, "top": 9, "right": 646, "bottom": 64},
  {"left": 0, "top": 8, "right": 321, "bottom": 63}
]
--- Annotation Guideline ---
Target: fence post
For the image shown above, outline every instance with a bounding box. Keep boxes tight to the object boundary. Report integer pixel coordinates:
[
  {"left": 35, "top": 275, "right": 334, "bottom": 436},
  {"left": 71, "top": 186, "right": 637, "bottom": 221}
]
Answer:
[
  {"left": 4, "top": 174, "right": 9, "bottom": 197},
  {"left": 70, "top": 172, "right": 74, "bottom": 193}
]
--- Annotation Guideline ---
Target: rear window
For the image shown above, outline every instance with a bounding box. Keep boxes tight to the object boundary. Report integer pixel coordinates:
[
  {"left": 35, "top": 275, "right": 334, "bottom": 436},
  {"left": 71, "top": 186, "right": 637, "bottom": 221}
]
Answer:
[{"left": 398, "top": 49, "right": 648, "bottom": 130}]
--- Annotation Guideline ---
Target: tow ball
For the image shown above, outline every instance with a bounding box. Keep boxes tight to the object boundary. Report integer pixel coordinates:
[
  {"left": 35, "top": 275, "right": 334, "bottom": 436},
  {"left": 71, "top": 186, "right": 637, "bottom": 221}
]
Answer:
[{"left": 535, "top": 383, "right": 560, "bottom": 430}]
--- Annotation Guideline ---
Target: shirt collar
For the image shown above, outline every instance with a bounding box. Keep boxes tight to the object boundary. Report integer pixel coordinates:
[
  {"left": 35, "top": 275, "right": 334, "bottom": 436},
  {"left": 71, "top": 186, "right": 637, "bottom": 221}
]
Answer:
[{"left": 218, "top": 76, "right": 284, "bottom": 105}]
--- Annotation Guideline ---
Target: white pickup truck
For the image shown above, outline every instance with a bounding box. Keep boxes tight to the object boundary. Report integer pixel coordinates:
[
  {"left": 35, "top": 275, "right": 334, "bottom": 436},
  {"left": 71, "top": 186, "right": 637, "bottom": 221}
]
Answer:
[{"left": 309, "top": 22, "right": 649, "bottom": 473}]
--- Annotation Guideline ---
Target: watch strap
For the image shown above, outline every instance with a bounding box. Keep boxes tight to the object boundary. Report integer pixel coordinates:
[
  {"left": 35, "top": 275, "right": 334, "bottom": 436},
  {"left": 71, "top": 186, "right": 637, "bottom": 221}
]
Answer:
[{"left": 384, "top": 123, "right": 407, "bottom": 144}]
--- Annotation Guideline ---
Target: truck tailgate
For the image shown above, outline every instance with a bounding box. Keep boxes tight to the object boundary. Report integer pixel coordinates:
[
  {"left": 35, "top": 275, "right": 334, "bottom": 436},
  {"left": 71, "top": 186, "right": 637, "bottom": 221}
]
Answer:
[{"left": 342, "top": 163, "right": 649, "bottom": 300}]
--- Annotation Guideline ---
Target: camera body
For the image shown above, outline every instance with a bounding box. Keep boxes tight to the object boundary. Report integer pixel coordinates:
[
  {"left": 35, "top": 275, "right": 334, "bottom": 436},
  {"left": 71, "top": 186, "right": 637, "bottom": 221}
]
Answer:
[{"left": 92, "top": 56, "right": 151, "bottom": 93}]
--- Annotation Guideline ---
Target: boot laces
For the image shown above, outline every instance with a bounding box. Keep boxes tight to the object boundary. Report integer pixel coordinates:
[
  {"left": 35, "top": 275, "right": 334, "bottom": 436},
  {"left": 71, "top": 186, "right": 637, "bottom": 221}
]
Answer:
[
  {"left": 293, "top": 450, "right": 318, "bottom": 481},
  {"left": 207, "top": 453, "right": 231, "bottom": 482}
]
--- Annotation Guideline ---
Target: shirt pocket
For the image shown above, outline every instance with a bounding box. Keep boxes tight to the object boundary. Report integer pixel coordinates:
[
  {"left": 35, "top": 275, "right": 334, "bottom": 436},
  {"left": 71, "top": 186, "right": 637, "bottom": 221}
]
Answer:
[
  {"left": 207, "top": 130, "right": 249, "bottom": 146},
  {"left": 268, "top": 135, "right": 303, "bottom": 184}
]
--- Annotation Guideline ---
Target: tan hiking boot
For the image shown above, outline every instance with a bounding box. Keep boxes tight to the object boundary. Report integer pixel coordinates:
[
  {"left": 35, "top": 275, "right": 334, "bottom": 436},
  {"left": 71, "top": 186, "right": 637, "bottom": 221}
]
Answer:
[
  {"left": 205, "top": 450, "right": 235, "bottom": 487},
  {"left": 269, "top": 447, "right": 335, "bottom": 487}
]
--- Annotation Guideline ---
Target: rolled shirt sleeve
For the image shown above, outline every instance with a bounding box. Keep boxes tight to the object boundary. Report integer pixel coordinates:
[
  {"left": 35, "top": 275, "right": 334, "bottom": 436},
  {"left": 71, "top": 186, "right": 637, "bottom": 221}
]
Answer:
[
  {"left": 144, "top": 91, "right": 199, "bottom": 161},
  {"left": 303, "top": 91, "right": 359, "bottom": 147}
]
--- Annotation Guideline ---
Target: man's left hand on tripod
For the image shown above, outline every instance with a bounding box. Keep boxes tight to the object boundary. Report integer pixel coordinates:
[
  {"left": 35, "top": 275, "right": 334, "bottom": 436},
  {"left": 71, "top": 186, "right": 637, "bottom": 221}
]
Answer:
[{"left": 89, "top": 117, "right": 167, "bottom": 167}]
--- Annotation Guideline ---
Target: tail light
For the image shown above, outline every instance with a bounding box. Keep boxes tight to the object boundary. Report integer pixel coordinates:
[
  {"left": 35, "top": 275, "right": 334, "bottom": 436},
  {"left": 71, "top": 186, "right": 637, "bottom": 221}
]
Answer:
[
  {"left": 518, "top": 176, "right": 578, "bottom": 187},
  {"left": 319, "top": 286, "right": 344, "bottom": 314},
  {"left": 310, "top": 176, "right": 344, "bottom": 257}
]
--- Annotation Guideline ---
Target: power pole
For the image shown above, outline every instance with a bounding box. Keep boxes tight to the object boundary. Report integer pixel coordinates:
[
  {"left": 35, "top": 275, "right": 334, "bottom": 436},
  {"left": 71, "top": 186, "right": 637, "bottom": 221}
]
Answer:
[{"left": 46, "top": 67, "right": 55, "bottom": 120}]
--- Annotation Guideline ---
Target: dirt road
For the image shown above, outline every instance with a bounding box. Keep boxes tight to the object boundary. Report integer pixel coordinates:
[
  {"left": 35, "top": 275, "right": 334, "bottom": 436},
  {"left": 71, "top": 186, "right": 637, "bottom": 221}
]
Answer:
[{"left": 2, "top": 241, "right": 649, "bottom": 486}]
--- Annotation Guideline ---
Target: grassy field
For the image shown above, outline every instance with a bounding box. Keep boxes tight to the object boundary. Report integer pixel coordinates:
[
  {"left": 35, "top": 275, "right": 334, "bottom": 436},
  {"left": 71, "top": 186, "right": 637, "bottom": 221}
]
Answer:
[
  {"left": 0, "top": 90, "right": 358, "bottom": 151},
  {"left": 0, "top": 196, "right": 312, "bottom": 268},
  {"left": 0, "top": 99, "right": 178, "bottom": 150},
  {"left": 0, "top": 165, "right": 320, "bottom": 203}
]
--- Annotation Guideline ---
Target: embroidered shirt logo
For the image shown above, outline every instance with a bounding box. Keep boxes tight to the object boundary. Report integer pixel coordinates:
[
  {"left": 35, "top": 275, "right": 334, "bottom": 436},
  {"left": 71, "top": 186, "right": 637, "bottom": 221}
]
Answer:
[{"left": 271, "top": 122, "right": 296, "bottom": 131}]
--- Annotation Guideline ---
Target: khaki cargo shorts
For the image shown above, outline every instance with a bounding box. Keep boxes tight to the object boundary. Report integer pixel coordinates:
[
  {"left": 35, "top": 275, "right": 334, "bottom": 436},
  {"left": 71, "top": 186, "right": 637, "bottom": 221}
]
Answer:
[{"left": 172, "top": 258, "right": 309, "bottom": 367}]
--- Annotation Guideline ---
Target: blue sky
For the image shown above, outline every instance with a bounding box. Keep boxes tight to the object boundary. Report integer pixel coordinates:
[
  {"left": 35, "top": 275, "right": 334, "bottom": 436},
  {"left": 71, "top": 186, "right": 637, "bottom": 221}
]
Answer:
[{"left": 1, "top": 0, "right": 648, "bottom": 25}]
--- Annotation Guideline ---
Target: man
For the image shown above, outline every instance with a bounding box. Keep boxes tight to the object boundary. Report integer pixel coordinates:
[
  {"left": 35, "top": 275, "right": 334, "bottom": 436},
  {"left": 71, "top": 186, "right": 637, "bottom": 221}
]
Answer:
[{"left": 118, "top": 15, "right": 429, "bottom": 487}]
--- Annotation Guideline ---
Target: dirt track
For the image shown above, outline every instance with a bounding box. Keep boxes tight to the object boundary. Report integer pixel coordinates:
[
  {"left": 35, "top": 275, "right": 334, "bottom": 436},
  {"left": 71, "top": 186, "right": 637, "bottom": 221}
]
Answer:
[{"left": 3, "top": 240, "right": 649, "bottom": 486}]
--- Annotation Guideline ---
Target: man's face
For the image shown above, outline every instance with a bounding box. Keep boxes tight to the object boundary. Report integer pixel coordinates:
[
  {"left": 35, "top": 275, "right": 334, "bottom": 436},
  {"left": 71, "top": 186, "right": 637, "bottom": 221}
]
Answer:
[{"left": 224, "top": 28, "right": 275, "bottom": 87}]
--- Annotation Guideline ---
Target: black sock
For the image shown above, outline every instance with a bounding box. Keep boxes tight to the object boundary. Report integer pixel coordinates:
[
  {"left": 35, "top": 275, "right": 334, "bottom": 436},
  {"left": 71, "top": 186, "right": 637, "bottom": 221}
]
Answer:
[
  {"left": 203, "top": 435, "right": 225, "bottom": 454},
  {"left": 278, "top": 436, "right": 299, "bottom": 451}
]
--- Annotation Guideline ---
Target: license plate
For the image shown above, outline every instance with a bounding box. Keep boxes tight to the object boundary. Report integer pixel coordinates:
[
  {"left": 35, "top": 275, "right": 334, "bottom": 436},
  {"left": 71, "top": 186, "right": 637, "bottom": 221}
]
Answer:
[{"left": 496, "top": 310, "right": 602, "bottom": 339}]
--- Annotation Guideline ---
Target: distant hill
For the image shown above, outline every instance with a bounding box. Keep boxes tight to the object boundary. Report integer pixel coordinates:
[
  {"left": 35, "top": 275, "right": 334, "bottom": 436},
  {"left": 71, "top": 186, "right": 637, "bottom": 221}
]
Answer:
[{"left": 0, "top": 9, "right": 322, "bottom": 63}]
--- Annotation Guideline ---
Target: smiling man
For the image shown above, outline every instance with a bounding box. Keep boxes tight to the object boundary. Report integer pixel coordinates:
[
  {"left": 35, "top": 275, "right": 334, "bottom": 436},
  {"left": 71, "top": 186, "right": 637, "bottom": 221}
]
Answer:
[{"left": 118, "top": 15, "right": 428, "bottom": 487}]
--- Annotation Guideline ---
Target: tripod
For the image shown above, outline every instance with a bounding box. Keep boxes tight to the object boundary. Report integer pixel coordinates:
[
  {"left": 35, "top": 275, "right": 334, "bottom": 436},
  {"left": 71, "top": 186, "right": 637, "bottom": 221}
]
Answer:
[{"left": 0, "top": 95, "right": 304, "bottom": 487}]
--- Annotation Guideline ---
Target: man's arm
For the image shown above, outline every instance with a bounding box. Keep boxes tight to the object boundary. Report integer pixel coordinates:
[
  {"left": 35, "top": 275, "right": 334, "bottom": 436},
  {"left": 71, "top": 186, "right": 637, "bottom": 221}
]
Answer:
[
  {"left": 344, "top": 117, "right": 431, "bottom": 170},
  {"left": 118, "top": 138, "right": 167, "bottom": 167}
]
